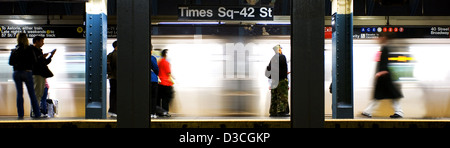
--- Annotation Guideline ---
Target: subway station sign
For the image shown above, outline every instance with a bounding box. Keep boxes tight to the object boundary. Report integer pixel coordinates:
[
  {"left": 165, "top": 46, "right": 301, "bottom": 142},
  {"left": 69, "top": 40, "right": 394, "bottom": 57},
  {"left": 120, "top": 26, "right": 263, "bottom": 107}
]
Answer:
[
  {"left": 0, "top": 25, "right": 117, "bottom": 38},
  {"left": 1, "top": 25, "right": 68, "bottom": 38},
  {"left": 2, "top": 24, "right": 448, "bottom": 39},
  {"left": 178, "top": 5, "right": 274, "bottom": 21},
  {"left": 353, "top": 26, "right": 450, "bottom": 39}
]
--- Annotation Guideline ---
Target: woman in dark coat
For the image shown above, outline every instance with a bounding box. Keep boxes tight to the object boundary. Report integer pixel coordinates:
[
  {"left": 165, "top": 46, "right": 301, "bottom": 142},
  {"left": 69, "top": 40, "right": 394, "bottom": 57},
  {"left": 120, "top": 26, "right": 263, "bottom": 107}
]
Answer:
[
  {"left": 362, "top": 36, "right": 404, "bottom": 118},
  {"left": 374, "top": 46, "right": 403, "bottom": 100},
  {"left": 9, "top": 33, "right": 41, "bottom": 118}
]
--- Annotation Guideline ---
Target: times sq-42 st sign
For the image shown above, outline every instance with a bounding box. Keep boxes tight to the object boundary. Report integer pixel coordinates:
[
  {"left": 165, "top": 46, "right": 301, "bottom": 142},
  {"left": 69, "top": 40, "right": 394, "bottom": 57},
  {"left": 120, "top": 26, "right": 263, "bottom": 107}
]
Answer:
[{"left": 178, "top": 5, "right": 274, "bottom": 21}]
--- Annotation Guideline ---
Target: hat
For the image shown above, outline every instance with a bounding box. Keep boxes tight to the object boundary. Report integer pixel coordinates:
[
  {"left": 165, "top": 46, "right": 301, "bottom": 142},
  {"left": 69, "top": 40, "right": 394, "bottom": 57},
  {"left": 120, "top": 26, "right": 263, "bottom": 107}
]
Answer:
[{"left": 273, "top": 44, "right": 281, "bottom": 53}]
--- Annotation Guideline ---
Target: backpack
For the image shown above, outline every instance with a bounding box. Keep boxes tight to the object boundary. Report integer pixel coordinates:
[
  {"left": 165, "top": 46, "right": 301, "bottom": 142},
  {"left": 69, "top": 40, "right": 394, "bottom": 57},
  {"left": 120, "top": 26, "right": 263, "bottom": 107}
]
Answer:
[{"left": 8, "top": 46, "right": 23, "bottom": 66}]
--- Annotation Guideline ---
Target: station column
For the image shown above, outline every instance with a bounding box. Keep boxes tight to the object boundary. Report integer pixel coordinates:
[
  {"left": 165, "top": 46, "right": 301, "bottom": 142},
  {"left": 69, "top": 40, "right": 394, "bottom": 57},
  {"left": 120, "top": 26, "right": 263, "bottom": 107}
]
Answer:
[
  {"left": 331, "top": 0, "right": 354, "bottom": 119},
  {"left": 116, "top": 0, "right": 151, "bottom": 128},
  {"left": 85, "top": 0, "right": 108, "bottom": 119},
  {"left": 291, "top": 0, "right": 325, "bottom": 128}
]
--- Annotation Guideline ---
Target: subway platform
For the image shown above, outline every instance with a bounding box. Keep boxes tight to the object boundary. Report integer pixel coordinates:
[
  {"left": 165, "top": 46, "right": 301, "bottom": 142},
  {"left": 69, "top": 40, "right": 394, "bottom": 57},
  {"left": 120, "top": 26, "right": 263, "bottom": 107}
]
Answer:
[{"left": 1, "top": 116, "right": 450, "bottom": 128}]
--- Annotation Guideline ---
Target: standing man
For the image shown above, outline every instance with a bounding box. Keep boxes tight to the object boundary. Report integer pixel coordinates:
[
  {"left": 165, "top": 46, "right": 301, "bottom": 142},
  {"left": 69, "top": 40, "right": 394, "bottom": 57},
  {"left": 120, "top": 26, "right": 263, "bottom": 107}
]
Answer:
[
  {"left": 157, "top": 49, "right": 174, "bottom": 117},
  {"left": 31, "top": 36, "right": 56, "bottom": 117},
  {"left": 266, "top": 45, "right": 290, "bottom": 117},
  {"left": 150, "top": 45, "right": 159, "bottom": 118},
  {"left": 107, "top": 41, "right": 118, "bottom": 118}
]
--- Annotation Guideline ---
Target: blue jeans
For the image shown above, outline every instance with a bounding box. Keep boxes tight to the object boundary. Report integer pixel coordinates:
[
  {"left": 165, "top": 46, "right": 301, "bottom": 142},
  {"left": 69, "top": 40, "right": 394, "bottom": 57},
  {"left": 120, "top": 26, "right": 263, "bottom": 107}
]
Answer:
[
  {"left": 13, "top": 71, "right": 41, "bottom": 118},
  {"left": 40, "top": 87, "right": 48, "bottom": 115}
]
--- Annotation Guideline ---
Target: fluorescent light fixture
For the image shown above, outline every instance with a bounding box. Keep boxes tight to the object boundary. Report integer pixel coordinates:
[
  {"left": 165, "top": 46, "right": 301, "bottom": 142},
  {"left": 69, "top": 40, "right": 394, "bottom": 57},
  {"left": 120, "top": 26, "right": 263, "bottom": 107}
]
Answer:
[
  {"left": 86, "top": 0, "right": 107, "bottom": 14},
  {"left": 9, "top": 20, "right": 33, "bottom": 25},
  {"left": 158, "top": 22, "right": 225, "bottom": 25},
  {"left": 256, "top": 22, "right": 291, "bottom": 25}
]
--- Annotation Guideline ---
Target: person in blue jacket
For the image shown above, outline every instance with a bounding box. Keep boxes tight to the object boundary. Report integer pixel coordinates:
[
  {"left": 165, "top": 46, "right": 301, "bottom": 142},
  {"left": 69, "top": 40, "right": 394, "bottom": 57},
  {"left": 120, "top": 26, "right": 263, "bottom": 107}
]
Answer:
[{"left": 150, "top": 45, "right": 159, "bottom": 118}]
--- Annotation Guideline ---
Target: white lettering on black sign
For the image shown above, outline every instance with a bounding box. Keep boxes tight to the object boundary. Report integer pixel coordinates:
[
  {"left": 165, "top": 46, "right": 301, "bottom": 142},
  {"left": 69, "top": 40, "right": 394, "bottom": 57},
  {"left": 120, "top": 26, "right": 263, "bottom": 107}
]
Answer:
[
  {"left": 178, "top": 6, "right": 274, "bottom": 21},
  {"left": 430, "top": 27, "right": 450, "bottom": 36}
]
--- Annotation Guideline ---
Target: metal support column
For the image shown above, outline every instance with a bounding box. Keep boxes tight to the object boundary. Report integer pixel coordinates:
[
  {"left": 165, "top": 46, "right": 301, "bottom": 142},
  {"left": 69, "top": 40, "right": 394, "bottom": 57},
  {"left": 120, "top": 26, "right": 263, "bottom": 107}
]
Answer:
[
  {"left": 85, "top": 0, "right": 108, "bottom": 119},
  {"left": 291, "top": 0, "right": 325, "bottom": 128},
  {"left": 331, "top": 0, "right": 354, "bottom": 119},
  {"left": 116, "top": 0, "right": 150, "bottom": 128}
]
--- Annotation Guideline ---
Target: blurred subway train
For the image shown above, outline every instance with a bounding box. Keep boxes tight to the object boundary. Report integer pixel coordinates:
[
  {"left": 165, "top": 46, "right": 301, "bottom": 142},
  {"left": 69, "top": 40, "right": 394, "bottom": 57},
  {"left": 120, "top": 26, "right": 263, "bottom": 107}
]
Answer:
[{"left": 1, "top": 36, "right": 450, "bottom": 118}]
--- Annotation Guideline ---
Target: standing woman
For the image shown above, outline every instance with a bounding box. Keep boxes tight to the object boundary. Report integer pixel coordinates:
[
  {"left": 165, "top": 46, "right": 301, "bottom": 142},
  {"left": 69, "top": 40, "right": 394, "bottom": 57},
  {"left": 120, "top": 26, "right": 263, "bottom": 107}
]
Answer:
[{"left": 9, "top": 33, "right": 41, "bottom": 118}]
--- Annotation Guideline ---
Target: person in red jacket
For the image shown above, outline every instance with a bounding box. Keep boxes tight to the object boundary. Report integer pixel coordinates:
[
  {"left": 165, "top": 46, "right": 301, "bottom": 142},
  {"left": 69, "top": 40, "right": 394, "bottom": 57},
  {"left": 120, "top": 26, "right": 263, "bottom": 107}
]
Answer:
[{"left": 157, "top": 49, "right": 174, "bottom": 117}]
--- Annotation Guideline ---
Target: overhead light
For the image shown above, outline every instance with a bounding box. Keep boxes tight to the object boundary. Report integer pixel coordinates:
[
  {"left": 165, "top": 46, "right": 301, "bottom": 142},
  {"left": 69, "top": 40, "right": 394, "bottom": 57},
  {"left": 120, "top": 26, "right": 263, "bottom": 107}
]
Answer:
[
  {"left": 256, "top": 22, "right": 291, "bottom": 25},
  {"left": 9, "top": 20, "right": 33, "bottom": 25},
  {"left": 159, "top": 22, "right": 225, "bottom": 25},
  {"left": 86, "top": 0, "right": 107, "bottom": 14}
]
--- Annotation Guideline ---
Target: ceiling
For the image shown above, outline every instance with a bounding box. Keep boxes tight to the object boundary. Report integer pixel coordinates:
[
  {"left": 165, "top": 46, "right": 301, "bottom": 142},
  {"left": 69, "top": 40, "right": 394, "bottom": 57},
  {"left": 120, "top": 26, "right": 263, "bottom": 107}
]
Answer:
[{"left": 0, "top": 0, "right": 449, "bottom": 16}]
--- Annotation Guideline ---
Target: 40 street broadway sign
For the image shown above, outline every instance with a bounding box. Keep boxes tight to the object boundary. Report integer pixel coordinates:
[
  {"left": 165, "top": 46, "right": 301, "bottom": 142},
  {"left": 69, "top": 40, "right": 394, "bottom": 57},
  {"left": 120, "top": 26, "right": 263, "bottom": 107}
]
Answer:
[{"left": 178, "top": 5, "right": 274, "bottom": 21}]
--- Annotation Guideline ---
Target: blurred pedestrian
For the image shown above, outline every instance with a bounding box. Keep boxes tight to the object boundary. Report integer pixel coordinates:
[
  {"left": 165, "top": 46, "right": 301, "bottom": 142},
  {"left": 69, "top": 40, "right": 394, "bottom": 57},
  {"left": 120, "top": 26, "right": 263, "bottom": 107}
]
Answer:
[
  {"left": 8, "top": 33, "right": 41, "bottom": 118},
  {"left": 30, "top": 36, "right": 56, "bottom": 117},
  {"left": 107, "top": 41, "right": 118, "bottom": 118},
  {"left": 157, "top": 49, "right": 174, "bottom": 117},
  {"left": 266, "top": 44, "right": 290, "bottom": 117},
  {"left": 362, "top": 35, "right": 404, "bottom": 118}
]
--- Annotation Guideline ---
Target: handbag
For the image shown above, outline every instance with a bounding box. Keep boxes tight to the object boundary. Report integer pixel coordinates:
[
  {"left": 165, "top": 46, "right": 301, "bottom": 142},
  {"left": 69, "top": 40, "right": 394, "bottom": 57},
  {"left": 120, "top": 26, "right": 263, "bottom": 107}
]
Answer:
[{"left": 41, "top": 65, "right": 54, "bottom": 78}]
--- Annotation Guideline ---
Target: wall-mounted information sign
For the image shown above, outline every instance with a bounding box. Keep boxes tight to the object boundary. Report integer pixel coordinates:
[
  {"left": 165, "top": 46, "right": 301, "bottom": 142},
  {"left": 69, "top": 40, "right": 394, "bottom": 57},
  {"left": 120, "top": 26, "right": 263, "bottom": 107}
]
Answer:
[
  {"left": 353, "top": 26, "right": 450, "bottom": 39},
  {"left": 178, "top": 5, "right": 274, "bottom": 21},
  {"left": 0, "top": 25, "right": 84, "bottom": 38},
  {"left": 0, "top": 25, "right": 118, "bottom": 38}
]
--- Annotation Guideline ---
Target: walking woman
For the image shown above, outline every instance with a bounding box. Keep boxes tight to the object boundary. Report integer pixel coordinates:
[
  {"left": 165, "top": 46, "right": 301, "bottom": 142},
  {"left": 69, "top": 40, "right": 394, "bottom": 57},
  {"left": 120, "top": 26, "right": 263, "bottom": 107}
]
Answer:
[
  {"left": 361, "top": 35, "right": 404, "bottom": 118},
  {"left": 9, "top": 33, "right": 41, "bottom": 118}
]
